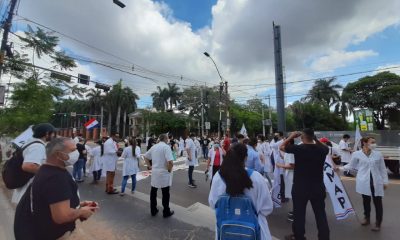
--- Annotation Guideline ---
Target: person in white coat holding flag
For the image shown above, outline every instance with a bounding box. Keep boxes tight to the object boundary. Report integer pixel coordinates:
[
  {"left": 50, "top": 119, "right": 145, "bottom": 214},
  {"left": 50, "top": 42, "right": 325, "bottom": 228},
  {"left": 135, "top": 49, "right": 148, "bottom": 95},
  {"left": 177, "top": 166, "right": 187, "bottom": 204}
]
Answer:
[{"left": 341, "top": 136, "right": 388, "bottom": 231}]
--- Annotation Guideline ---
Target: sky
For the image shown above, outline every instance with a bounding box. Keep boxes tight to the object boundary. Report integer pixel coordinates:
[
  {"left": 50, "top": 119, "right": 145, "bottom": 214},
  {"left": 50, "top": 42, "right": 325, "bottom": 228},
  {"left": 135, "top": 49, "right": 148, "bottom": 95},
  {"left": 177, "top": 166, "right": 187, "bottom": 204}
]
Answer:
[{"left": 1, "top": 0, "right": 400, "bottom": 109}]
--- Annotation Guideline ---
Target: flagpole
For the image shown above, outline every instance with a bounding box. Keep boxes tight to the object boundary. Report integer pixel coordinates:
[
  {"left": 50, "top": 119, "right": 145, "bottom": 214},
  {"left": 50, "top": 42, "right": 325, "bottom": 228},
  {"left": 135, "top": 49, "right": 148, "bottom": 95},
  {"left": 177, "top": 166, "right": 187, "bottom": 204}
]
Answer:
[{"left": 100, "top": 105, "right": 104, "bottom": 140}]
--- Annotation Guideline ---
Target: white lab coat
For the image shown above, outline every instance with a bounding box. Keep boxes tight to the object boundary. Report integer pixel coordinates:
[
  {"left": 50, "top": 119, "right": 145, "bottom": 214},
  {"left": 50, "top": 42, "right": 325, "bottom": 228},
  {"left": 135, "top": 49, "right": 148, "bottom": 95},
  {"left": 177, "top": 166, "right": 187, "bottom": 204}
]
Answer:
[
  {"left": 339, "top": 139, "right": 352, "bottom": 163},
  {"left": 89, "top": 146, "right": 103, "bottom": 172},
  {"left": 209, "top": 171, "right": 274, "bottom": 240},
  {"left": 102, "top": 138, "right": 118, "bottom": 172},
  {"left": 344, "top": 150, "right": 388, "bottom": 197},
  {"left": 271, "top": 139, "right": 284, "bottom": 175},
  {"left": 207, "top": 147, "right": 224, "bottom": 178},
  {"left": 185, "top": 138, "right": 199, "bottom": 167},
  {"left": 121, "top": 146, "right": 141, "bottom": 176},
  {"left": 194, "top": 138, "right": 201, "bottom": 158},
  {"left": 145, "top": 141, "right": 174, "bottom": 188},
  {"left": 283, "top": 153, "right": 295, "bottom": 199}
]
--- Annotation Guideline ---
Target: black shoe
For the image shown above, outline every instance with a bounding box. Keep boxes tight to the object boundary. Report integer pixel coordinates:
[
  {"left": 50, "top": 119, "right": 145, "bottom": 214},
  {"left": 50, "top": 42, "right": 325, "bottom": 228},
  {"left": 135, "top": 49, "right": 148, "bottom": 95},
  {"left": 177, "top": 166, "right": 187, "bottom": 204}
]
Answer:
[
  {"left": 107, "top": 190, "right": 119, "bottom": 195},
  {"left": 151, "top": 209, "right": 159, "bottom": 216},
  {"left": 163, "top": 210, "right": 174, "bottom": 218}
]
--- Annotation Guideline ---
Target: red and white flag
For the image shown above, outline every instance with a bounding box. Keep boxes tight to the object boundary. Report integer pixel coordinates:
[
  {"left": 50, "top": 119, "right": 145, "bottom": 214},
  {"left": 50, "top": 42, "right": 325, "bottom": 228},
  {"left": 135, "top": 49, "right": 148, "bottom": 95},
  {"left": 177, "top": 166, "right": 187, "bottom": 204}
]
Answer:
[{"left": 84, "top": 118, "right": 99, "bottom": 129}]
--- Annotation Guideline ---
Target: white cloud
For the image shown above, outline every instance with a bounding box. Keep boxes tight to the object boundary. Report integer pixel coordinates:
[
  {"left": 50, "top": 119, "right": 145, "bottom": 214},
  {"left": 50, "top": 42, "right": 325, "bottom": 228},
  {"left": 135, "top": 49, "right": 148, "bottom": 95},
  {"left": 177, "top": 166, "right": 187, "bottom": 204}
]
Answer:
[
  {"left": 10, "top": 0, "right": 400, "bottom": 107},
  {"left": 310, "top": 50, "right": 378, "bottom": 72}
]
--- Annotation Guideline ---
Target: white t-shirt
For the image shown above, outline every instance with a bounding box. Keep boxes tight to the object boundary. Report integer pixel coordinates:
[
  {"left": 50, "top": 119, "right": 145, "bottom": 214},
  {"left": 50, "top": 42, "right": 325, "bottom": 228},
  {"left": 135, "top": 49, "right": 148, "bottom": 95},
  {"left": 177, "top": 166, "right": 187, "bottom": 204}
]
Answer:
[
  {"left": 11, "top": 138, "right": 46, "bottom": 204},
  {"left": 145, "top": 141, "right": 173, "bottom": 188},
  {"left": 339, "top": 139, "right": 352, "bottom": 163}
]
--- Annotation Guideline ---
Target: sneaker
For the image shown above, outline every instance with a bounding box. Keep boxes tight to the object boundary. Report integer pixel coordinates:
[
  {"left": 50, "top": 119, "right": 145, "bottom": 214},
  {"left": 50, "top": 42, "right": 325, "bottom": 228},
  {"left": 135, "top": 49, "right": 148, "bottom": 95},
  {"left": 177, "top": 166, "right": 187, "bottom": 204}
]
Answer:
[
  {"left": 287, "top": 216, "right": 294, "bottom": 222},
  {"left": 131, "top": 190, "right": 135, "bottom": 194},
  {"left": 361, "top": 218, "right": 370, "bottom": 226},
  {"left": 287, "top": 211, "right": 294, "bottom": 217},
  {"left": 119, "top": 193, "right": 125, "bottom": 196},
  {"left": 371, "top": 224, "right": 381, "bottom": 232},
  {"left": 188, "top": 184, "right": 197, "bottom": 188},
  {"left": 107, "top": 190, "right": 119, "bottom": 195}
]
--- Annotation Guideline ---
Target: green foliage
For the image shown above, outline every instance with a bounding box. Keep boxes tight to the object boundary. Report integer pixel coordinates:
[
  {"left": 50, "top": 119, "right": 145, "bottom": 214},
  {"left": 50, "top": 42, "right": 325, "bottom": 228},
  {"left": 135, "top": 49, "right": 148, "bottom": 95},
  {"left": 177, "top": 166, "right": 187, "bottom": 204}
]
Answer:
[
  {"left": 289, "top": 101, "right": 349, "bottom": 130},
  {"left": 342, "top": 71, "right": 400, "bottom": 130},
  {"left": 151, "top": 83, "right": 181, "bottom": 111},
  {"left": 148, "top": 112, "right": 187, "bottom": 135},
  {"left": 0, "top": 79, "right": 55, "bottom": 134},
  {"left": 304, "top": 77, "right": 342, "bottom": 107}
]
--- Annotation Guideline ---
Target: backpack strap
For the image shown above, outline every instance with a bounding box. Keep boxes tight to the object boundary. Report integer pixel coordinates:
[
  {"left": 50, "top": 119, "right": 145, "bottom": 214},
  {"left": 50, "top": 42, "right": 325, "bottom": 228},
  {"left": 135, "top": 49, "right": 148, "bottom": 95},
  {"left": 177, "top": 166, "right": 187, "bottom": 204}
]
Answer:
[{"left": 21, "top": 141, "right": 44, "bottom": 152}]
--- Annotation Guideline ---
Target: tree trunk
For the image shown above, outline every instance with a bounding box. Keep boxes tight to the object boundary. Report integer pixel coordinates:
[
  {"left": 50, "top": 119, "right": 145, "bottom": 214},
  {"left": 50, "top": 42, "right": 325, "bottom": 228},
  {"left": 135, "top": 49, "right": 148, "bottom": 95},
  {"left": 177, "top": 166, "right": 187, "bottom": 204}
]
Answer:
[
  {"left": 123, "top": 110, "right": 127, "bottom": 137},
  {"left": 116, "top": 105, "right": 121, "bottom": 135}
]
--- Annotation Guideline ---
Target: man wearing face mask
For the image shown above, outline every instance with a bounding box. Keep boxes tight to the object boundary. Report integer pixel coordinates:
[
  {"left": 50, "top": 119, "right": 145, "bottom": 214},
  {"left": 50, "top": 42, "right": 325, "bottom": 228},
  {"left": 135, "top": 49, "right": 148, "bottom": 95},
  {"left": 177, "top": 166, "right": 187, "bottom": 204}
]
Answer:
[
  {"left": 11, "top": 123, "right": 56, "bottom": 204},
  {"left": 340, "top": 136, "right": 388, "bottom": 231},
  {"left": 14, "top": 137, "right": 98, "bottom": 240}
]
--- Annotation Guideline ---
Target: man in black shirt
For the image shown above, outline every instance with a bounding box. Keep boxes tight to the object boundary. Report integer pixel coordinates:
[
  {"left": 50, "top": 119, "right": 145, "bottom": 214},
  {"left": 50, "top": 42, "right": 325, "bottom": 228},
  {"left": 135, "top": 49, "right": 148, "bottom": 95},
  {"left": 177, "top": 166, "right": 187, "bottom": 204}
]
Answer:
[
  {"left": 280, "top": 129, "right": 330, "bottom": 240},
  {"left": 14, "top": 137, "right": 98, "bottom": 240}
]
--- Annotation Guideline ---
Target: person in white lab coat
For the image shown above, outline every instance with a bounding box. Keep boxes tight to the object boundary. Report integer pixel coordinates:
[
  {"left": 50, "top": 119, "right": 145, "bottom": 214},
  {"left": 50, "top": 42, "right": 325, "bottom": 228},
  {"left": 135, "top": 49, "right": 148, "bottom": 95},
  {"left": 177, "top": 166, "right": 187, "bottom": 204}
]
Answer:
[
  {"left": 103, "top": 133, "right": 119, "bottom": 194},
  {"left": 271, "top": 131, "right": 286, "bottom": 201},
  {"left": 341, "top": 136, "right": 388, "bottom": 231},
  {"left": 257, "top": 134, "right": 273, "bottom": 187},
  {"left": 120, "top": 138, "right": 141, "bottom": 196},
  {"left": 206, "top": 141, "right": 226, "bottom": 186},
  {"left": 144, "top": 134, "right": 174, "bottom": 218},
  {"left": 276, "top": 138, "right": 295, "bottom": 222},
  {"left": 178, "top": 137, "right": 185, "bottom": 157},
  {"left": 185, "top": 133, "right": 198, "bottom": 188},
  {"left": 89, "top": 140, "right": 104, "bottom": 184},
  {"left": 209, "top": 143, "right": 274, "bottom": 240}
]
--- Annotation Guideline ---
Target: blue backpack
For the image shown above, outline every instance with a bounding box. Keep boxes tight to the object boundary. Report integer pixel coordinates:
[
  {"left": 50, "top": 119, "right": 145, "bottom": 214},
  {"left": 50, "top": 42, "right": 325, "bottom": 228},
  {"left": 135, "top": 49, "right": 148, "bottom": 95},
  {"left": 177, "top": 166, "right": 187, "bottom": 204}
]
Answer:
[{"left": 215, "top": 169, "right": 260, "bottom": 240}]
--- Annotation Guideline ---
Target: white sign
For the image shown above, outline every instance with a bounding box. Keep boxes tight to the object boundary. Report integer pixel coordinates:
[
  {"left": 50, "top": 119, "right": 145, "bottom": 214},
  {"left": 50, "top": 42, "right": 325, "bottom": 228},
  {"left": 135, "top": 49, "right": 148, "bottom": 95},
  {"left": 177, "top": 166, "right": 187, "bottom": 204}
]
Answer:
[
  {"left": 205, "top": 122, "right": 211, "bottom": 130},
  {"left": 71, "top": 112, "right": 77, "bottom": 117},
  {"left": 323, "top": 158, "right": 355, "bottom": 220},
  {"left": 12, "top": 126, "right": 34, "bottom": 147}
]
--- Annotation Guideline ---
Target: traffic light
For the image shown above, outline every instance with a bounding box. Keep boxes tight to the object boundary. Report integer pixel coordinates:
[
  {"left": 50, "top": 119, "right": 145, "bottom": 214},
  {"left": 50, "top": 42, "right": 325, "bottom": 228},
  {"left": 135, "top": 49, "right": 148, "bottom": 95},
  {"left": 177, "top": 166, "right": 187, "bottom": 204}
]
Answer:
[
  {"left": 95, "top": 83, "right": 111, "bottom": 92},
  {"left": 78, "top": 74, "right": 90, "bottom": 85}
]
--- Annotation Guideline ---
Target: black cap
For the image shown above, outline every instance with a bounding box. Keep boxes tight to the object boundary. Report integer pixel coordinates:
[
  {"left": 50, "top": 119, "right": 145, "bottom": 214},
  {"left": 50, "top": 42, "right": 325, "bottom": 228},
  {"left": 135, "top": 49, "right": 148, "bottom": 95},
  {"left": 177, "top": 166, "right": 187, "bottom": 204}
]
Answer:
[{"left": 32, "top": 123, "right": 56, "bottom": 138}]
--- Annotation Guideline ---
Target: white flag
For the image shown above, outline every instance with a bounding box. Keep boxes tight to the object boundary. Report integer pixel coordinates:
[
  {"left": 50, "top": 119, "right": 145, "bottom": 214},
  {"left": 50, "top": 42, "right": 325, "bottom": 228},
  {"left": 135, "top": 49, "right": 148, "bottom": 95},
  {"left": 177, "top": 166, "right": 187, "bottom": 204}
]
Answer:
[
  {"left": 353, "top": 124, "right": 362, "bottom": 152},
  {"left": 323, "top": 157, "right": 355, "bottom": 220},
  {"left": 240, "top": 123, "right": 247, "bottom": 137},
  {"left": 12, "top": 126, "right": 34, "bottom": 147}
]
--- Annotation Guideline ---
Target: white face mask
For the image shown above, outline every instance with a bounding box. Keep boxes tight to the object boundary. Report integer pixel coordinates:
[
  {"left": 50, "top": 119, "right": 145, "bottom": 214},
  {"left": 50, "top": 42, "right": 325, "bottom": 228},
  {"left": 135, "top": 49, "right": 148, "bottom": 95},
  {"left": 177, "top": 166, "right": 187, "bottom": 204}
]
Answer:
[
  {"left": 368, "top": 143, "right": 377, "bottom": 150},
  {"left": 64, "top": 150, "right": 80, "bottom": 166}
]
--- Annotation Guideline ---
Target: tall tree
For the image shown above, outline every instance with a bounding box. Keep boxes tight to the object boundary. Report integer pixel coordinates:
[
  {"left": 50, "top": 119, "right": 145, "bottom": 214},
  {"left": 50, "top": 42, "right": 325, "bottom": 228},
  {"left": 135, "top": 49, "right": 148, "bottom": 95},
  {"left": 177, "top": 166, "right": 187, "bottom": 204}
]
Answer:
[
  {"left": 151, "top": 86, "right": 169, "bottom": 111},
  {"left": 342, "top": 71, "right": 400, "bottom": 130},
  {"left": 305, "top": 77, "right": 342, "bottom": 107},
  {"left": 121, "top": 87, "right": 139, "bottom": 137},
  {"left": 166, "top": 83, "right": 181, "bottom": 109},
  {"left": 87, "top": 89, "right": 103, "bottom": 115}
]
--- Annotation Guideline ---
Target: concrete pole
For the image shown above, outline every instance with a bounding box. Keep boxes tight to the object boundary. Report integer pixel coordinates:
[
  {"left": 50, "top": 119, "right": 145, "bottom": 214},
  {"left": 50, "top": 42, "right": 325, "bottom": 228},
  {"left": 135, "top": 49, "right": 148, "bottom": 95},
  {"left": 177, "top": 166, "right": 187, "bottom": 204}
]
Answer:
[
  {"left": 201, "top": 87, "right": 205, "bottom": 137},
  {"left": 273, "top": 22, "right": 286, "bottom": 133},
  {"left": 100, "top": 105, "right": 104, "bottom": 139}
]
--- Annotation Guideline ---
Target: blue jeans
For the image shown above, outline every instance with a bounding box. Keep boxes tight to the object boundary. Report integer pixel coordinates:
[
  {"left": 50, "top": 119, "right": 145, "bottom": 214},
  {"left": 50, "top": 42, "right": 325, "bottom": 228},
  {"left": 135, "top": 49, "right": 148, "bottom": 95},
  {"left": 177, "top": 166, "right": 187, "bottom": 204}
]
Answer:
[
  {"left": 202, "top": 147, "right": 208, "bottom": 159},
  {"left": 121, "top": 174, "right": 137, "bottom": 193},
  {"left": 73, "top": 158, "right": 85, "bottom": 181}
]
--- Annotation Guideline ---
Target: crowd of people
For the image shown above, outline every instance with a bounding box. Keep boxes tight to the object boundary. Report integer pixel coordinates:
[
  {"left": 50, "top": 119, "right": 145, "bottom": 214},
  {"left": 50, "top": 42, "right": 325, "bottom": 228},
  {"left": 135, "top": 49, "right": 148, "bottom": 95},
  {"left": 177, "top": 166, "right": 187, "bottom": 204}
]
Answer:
[{"left": 9, "top": 122, "right": 390, "bottom": 240}]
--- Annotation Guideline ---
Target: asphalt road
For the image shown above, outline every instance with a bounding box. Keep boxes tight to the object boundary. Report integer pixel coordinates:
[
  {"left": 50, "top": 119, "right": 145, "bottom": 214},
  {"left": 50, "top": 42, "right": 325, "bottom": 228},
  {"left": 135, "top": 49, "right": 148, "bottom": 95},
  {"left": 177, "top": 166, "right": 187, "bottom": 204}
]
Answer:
[{"left": 2, "top": 155, "right": 400, "bottom": 240}]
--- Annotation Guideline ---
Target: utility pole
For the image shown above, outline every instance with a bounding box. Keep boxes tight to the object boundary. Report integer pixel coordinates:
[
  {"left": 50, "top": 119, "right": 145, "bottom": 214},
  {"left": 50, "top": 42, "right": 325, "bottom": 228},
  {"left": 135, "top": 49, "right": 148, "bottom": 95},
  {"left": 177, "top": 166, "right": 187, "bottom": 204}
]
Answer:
[
  {"left": 218, "top": 82, "right": 223, "bottom": 139},
  {"left": 225, "top": 81, "right": 230, "bottom": 136},
  {"left": 0, "top": 0, "right": 18, "bottom": 78},
  {"left": 262, "top": 104, "right": 265, "bottom": 136},
  {"left": 200, "top": 87, "right": 205, "bottom": 137},
  {"left": 273, "top": 22, "right": 286, "bottom": 133},
  {"left": 100, "top": 105, "right": 104, "bottom": 139},
  {"left": 268, "top": 95, "right": 272, "bottom": 134}
]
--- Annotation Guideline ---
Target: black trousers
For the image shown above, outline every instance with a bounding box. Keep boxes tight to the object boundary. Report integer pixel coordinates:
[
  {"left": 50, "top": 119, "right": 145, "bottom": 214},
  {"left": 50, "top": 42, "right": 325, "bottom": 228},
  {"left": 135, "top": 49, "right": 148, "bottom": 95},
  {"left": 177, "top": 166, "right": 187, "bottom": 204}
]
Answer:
[
  {"left": 362, "top": 174, "right": 383, "bottom": 225},
  {"left": 92, "top": 169, "right": 102, "bottom": 181},
  {"left": 150, "top": 186, "right": 171, "bottom": 215},
  {"left": 280, "top": 174, "right": 286, "bottom": 199},
  {"left": 188, "top": 166, "right": 194, "bottom": 184},
  {"left": 292, "top": 184, "right": 330, "bottom": 240}
]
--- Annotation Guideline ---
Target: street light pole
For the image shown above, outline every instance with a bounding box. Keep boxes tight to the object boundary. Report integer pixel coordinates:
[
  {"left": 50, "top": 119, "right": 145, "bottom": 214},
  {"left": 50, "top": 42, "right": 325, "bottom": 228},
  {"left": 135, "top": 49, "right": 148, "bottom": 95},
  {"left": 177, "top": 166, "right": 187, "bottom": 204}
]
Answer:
[{"left": 204, "top": 52, "right": 227, "bottom": 139}]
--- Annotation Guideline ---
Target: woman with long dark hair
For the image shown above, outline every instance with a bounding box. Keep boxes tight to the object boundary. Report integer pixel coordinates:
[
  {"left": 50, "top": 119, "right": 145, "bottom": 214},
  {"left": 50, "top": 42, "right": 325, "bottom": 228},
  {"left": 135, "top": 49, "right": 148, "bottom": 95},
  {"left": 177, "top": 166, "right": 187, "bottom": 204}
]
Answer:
[
  {"left": 208, "top": 143, "right": 273, "bottom": 240},
  {"left": 120, "top": 137, "right": 141, "bottom": 196},
  {"left": 89, "top": 140, "right": 104, "bottom": 184}
]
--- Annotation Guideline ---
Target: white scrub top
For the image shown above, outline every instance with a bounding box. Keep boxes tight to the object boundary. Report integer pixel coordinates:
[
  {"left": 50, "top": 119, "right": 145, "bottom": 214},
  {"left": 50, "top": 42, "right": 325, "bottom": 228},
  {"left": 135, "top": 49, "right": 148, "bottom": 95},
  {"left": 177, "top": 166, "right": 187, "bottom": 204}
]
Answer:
[
  {"left": 145, "top": 141, "right": 174, "bottom": 188},
  {"left": 209, "top": 170, "right": 274, "bottom": 240}
]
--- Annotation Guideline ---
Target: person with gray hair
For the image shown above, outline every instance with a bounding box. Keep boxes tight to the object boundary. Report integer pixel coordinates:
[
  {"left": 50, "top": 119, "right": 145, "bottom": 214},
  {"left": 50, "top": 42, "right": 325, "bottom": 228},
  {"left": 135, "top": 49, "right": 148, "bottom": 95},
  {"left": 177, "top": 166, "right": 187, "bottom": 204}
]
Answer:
[
  {"left": 14, "top": 137, "right": 99, "bottom": 240},
  {"left": 144, "top": 133, "right": 174, "bottom": 218}
]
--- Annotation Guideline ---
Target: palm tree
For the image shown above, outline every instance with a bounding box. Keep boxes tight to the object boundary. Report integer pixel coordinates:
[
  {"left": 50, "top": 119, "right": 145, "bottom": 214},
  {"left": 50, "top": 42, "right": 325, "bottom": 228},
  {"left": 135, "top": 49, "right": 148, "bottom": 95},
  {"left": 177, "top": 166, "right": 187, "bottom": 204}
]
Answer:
[
  {"left": 151, "top": 86, "right": 169, "bottom": 111},
  {"left": 121, "top": 87, "right": 139, "bottom": 137},
  {"left": 87, "top": 89, "right": 103, "bottom": 115},
  {"left": 166, "top": 83, "right": 181, "bottom": 109},
  {"left": 305, "top": 77, "right": 342, "bottom": 107}
]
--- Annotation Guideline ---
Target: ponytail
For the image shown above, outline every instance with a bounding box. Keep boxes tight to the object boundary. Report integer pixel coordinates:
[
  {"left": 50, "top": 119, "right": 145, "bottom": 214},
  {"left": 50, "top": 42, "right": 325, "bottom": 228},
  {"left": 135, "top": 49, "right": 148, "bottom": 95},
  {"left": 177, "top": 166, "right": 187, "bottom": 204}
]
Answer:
[{"left": 130, "top": 138, "right": 137, "bottom": 156}]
